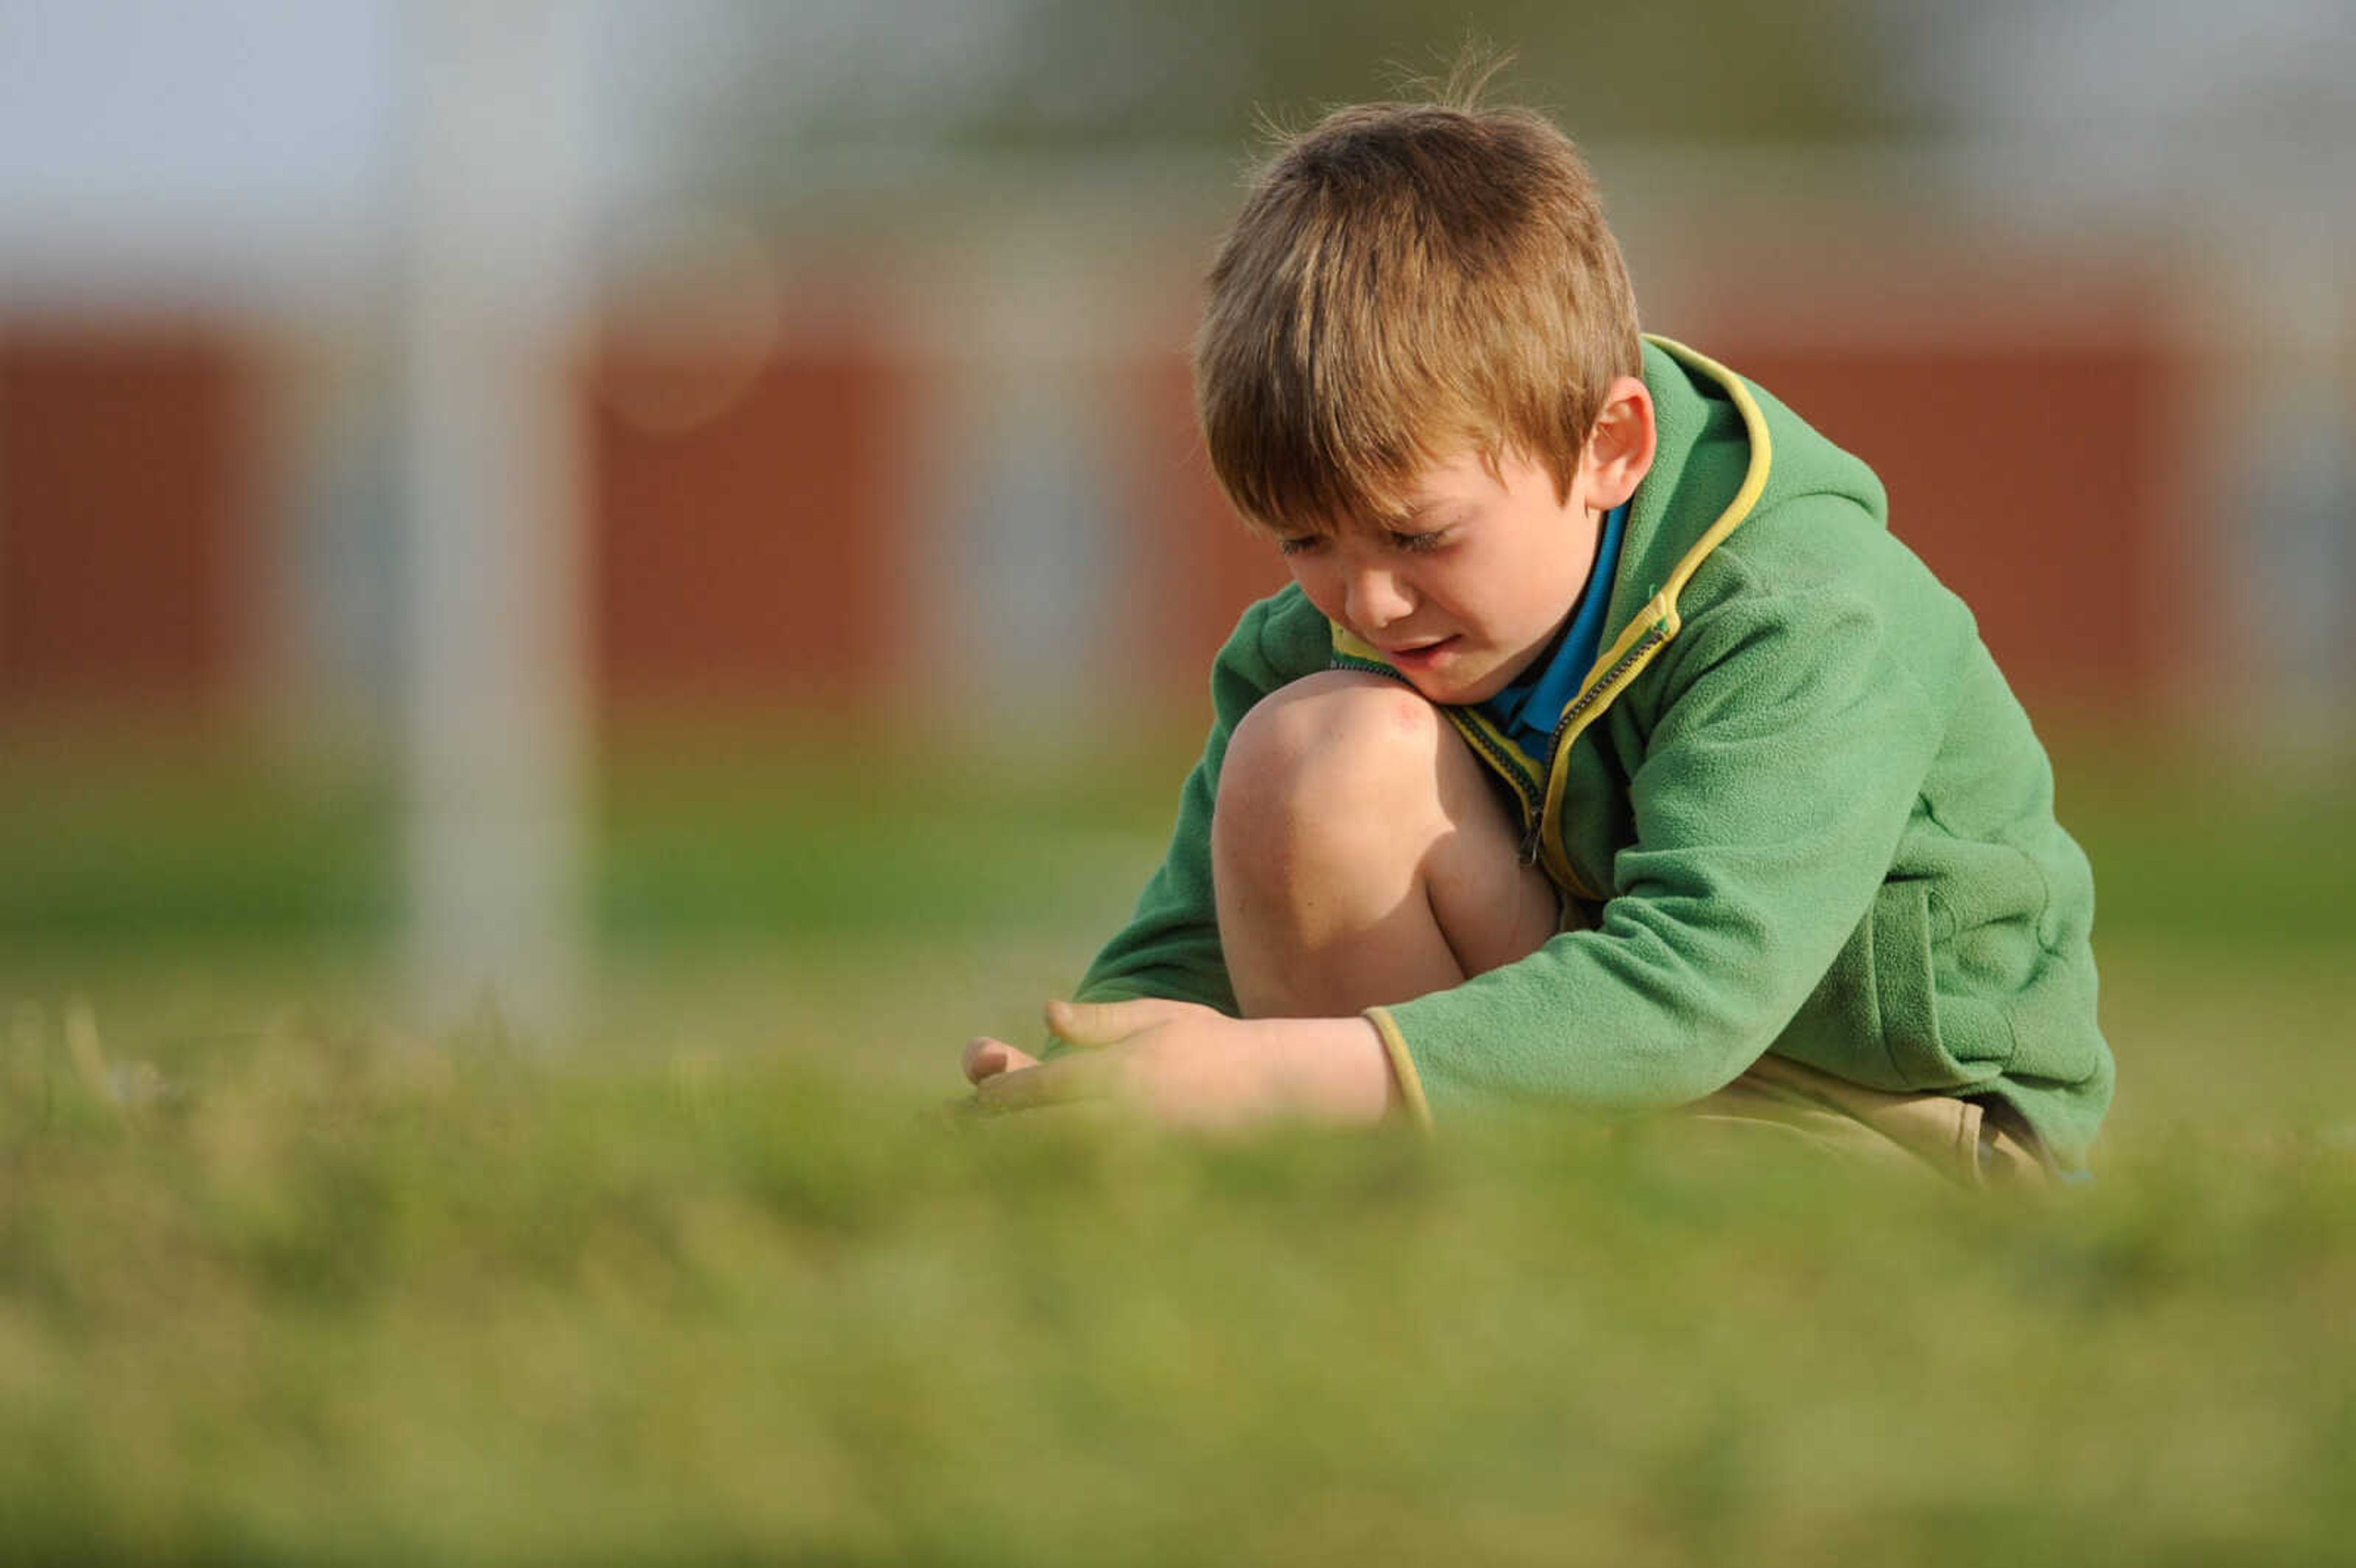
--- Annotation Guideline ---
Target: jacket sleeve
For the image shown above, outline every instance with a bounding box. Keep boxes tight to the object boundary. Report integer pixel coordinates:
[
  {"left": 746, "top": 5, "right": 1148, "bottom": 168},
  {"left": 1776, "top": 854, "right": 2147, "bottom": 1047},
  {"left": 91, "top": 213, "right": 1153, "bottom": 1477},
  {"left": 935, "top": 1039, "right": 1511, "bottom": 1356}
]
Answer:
[
  {"left": 1379, "top": 515, "right": 1950, "bottom": 1112},
  {"left": 1059, "top": 594, "right": 1322, "bottom": 1040}
]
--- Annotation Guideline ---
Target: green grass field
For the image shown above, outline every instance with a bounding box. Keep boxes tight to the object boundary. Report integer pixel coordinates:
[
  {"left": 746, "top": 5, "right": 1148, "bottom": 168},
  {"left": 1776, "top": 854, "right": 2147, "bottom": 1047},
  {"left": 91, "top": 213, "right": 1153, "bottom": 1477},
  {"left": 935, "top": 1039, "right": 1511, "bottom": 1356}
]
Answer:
[{"left": 3, "top": 731, "right": 2352, "bottom": 1564}]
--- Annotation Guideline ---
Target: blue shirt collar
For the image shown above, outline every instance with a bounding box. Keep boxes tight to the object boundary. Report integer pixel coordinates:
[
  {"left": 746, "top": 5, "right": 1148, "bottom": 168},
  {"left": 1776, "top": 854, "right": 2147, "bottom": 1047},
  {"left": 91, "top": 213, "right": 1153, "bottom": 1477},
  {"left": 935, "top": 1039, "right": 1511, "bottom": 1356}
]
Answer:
[{"left": 1479, "top": 500, "right": 1630, "bottom": 761}]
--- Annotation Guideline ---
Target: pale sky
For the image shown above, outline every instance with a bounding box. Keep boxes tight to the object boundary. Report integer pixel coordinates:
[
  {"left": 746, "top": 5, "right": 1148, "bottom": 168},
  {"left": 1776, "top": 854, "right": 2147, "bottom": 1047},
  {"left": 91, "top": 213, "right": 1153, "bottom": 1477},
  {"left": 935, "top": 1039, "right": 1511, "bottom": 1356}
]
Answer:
[
  {"left": 2, "top": 0, "right": 2348, "bottom": 298},
  {"left": 0, "top": 3, "right": 391, "bottom": 229}
]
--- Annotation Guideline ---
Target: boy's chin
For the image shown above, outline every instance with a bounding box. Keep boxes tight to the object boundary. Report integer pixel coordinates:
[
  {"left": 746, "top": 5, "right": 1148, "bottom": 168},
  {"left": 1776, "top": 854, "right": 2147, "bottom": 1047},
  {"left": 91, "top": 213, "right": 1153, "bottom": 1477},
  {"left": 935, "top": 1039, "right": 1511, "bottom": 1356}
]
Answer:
[{"left": 1400, "top": 662, "right": 1509, "bottom": 707}]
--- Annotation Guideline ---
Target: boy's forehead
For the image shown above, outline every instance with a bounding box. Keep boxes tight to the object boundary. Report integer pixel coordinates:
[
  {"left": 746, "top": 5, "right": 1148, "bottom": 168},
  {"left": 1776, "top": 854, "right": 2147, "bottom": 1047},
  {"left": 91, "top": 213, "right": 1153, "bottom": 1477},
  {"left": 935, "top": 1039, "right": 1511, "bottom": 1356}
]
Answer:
[
  {"left": 1401, "top": 445, "right": 1507, "bottom": 507},
  {"left": 1270, "top": 450, "right": 1490, "bottom": 535},
  {"left": 1287, "top": 491, "right": 1425, "bottom": 538},
  {"left": 1245, "top": 432, "right": 1531, "bottom": 537}
]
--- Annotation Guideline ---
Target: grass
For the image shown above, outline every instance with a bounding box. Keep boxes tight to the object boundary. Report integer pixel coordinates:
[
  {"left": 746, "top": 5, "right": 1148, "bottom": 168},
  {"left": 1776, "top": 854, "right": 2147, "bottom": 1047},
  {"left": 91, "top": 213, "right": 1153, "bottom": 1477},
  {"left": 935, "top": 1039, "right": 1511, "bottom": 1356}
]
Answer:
[
  {"left": 4, "top": 1012, "right": 2351, "bottom": 1566},
  {"left": 1, "top": 726, "right": 2353, "bottom": 1563}
]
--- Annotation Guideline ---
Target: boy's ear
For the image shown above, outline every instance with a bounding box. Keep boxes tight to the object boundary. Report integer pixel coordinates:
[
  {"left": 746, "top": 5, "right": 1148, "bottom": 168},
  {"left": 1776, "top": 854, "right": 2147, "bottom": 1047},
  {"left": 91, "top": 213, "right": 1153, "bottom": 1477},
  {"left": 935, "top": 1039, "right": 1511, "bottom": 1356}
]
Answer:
[{"left": 1579, "top": 375, "right": 1657, "bottom": 512}]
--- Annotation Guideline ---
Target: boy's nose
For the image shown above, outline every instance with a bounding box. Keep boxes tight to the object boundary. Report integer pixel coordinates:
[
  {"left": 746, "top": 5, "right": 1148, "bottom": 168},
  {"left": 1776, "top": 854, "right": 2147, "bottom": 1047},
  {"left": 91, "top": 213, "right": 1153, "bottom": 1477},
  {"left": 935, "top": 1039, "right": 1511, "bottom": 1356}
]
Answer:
[{"left": 1346, "top": 566, "right": 1414, "bottom": 629}]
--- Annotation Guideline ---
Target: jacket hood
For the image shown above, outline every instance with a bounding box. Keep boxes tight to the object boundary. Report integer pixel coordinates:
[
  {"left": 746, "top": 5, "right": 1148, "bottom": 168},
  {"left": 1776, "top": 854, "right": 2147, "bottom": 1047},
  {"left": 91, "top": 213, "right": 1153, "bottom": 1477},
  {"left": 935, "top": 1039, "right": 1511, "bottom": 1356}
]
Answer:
[{"left": 1592, "top": 335, "right": 1890, "bottom": 675}]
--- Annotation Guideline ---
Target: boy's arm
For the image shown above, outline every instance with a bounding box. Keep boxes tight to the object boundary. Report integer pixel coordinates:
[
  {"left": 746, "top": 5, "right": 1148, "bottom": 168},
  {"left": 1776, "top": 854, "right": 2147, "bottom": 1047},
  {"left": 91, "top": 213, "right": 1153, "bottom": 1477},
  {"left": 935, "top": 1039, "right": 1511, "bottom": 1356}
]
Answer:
[
  {"left": 1061, "top": 739, "right": 1236, "bottom": 1023},
  {"left": 1053, "top": 590, "right": 1331, "bottom": 1049},
  {"left": 1379, "top": 504, "right": 1954, "bottom": 1113},
  {"left": 970, "top": 998, "right": 1397, "bottom": 1127}
]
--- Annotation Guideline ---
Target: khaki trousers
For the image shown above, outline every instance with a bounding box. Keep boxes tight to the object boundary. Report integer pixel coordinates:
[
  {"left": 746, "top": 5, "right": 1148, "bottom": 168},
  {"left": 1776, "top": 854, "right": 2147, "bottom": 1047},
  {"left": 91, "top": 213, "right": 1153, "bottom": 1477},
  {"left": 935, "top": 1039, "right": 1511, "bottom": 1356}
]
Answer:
[{"left": 1686, "top": 1052, "right": 2050, "bottom": 1188}]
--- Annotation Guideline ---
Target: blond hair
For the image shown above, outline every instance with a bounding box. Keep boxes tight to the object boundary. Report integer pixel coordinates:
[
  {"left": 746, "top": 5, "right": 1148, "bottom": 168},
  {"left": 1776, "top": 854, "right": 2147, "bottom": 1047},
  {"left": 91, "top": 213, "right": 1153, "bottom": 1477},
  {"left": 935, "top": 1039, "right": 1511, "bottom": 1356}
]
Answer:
[{"left": 1194, "top": 89, "right": 1641, "bottom": 535}]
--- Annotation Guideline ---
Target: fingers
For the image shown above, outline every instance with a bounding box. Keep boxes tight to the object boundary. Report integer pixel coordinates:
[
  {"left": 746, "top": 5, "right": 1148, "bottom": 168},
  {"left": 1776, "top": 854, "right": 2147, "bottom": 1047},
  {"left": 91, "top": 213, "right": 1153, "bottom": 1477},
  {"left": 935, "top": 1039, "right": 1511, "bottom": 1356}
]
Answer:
[
  {"left": 958, "top": 996, "right": 1204, "bottom": 1121},
  {"left": 961, "top": 1037, "right": 1040, "bottom": 1085},
  {"left": 1044, "top": 996, "right": 1197, "bottom": 1048}
]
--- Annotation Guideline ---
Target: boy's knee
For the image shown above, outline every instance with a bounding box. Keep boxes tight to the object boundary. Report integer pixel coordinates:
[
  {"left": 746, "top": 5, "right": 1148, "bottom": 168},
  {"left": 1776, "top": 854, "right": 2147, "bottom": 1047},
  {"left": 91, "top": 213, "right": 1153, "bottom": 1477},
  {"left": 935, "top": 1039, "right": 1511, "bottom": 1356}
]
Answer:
[{"left": 1216, "top": 671, "right": 1449, "bottom": 861}]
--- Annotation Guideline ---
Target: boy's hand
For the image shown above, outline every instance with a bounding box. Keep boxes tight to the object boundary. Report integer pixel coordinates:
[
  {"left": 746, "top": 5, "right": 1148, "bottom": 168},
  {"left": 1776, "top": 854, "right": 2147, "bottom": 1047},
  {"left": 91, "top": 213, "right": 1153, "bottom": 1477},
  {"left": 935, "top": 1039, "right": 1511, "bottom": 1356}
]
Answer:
[{"left": 961, "top": 997, "right": 1398, "bottom": 1131}]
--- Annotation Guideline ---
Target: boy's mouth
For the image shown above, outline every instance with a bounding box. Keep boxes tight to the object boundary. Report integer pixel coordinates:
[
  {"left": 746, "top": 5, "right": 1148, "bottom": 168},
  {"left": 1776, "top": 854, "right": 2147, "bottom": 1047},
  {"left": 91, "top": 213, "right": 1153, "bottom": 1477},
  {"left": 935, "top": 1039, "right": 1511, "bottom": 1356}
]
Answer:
[{"left": 1381, "top": 636, "right": 1458, "bottom": 671}]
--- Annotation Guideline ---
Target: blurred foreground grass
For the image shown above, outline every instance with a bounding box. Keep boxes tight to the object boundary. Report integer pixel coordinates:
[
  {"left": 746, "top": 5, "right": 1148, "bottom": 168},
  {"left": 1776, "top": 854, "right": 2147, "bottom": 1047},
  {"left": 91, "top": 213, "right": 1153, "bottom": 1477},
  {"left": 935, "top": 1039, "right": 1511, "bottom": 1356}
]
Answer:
[{"left": 2, "top": 727, "right": 2353, "bottom": 1563}]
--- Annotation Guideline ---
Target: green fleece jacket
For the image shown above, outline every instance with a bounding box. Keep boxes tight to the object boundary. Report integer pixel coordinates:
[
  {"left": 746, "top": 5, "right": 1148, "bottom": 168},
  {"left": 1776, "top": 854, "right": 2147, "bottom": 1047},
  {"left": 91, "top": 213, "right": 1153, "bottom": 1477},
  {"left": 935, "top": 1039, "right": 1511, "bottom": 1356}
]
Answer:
[{"left": 1072, "top": 336, "right": 2113, "bottom": 1167}]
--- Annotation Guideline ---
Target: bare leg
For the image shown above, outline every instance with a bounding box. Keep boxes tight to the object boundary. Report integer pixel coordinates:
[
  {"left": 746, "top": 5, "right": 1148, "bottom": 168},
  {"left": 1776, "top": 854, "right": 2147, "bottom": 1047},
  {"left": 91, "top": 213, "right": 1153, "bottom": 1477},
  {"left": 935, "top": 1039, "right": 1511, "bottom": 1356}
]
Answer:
[{"left": 1212, "top": 671, "right": 1561, "bottom": 1019}]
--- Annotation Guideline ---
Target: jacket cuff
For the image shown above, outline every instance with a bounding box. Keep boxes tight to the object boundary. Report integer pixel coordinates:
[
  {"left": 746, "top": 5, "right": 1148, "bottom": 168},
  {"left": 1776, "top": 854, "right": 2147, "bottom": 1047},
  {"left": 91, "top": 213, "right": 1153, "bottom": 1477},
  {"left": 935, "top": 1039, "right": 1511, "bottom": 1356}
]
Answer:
[{"left": 1364, "top": 1006, "right": 1433, "bottom": 1129}]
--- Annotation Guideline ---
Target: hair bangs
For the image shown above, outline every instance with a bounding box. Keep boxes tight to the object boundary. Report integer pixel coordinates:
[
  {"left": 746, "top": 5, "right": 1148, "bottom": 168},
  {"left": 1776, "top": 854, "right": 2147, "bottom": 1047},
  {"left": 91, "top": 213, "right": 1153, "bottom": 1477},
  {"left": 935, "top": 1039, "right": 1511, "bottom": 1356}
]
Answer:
[{"left": 1198, "top": 318, "right": 1465, "bottom": 539}]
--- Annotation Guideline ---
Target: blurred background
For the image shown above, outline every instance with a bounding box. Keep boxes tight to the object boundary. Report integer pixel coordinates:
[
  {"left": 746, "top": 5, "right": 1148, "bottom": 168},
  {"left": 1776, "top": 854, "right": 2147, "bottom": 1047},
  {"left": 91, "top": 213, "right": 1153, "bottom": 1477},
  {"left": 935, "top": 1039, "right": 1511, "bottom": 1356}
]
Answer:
[{"left": 2, "top": 0, "right": 2352, "bottom": 1069}]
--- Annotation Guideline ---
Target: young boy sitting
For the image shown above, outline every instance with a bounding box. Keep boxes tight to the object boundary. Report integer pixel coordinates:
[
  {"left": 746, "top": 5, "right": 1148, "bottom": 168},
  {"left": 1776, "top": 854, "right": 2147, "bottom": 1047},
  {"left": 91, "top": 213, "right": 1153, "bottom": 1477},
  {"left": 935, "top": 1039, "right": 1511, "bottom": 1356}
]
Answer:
[{"left": 958, "top": 87, "right": 2113, "bottom": 1182}]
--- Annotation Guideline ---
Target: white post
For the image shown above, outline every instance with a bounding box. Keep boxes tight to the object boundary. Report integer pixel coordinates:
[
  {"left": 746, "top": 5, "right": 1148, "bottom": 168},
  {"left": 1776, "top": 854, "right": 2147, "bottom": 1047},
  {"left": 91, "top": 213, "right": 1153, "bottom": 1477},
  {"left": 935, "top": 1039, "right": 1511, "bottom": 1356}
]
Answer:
[{"left": 397, "top": 0, "right": 591, "bottom": 1036}]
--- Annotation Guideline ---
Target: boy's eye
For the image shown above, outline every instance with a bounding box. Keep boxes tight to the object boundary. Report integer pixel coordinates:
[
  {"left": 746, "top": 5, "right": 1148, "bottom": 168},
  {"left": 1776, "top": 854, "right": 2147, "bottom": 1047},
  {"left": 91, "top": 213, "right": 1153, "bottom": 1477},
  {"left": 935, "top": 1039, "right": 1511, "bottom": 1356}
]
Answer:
[
  {"left": 1275, "top": 536, "right": 1323, "bottom": 558},
  {"left": 1387, "top": 528, "right": 1448, "bottom": 554}
]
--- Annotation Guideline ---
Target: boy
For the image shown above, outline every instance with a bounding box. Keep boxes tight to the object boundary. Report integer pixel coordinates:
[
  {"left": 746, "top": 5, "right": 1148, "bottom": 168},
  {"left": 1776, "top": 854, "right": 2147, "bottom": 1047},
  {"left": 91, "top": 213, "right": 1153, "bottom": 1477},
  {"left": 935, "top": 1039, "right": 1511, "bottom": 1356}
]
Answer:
[{"left": 960, "top": 88, "right": 2112, "bottom": 1180}]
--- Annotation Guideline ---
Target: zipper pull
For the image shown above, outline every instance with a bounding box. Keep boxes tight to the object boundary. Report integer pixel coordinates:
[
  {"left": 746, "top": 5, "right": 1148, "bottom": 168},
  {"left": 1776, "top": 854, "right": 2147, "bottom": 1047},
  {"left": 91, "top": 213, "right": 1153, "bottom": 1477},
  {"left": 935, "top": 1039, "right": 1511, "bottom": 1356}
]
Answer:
[{"left": 1518, "top": 815, "right": 1544, "bottom": 868}]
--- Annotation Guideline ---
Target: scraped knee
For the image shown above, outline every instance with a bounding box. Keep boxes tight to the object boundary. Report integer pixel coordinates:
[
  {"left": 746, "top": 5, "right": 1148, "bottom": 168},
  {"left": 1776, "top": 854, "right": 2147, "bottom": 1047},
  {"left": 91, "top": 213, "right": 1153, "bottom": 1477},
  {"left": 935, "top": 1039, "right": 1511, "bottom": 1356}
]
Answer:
[{"left": 1215, "top": 671, "right": 1450, "bottom": 870}]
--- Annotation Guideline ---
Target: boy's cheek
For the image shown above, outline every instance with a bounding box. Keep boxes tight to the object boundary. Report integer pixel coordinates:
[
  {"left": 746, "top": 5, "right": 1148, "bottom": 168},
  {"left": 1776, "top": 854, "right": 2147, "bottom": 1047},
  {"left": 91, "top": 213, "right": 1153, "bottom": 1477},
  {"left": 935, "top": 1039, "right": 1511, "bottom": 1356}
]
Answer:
[{"left": 1286, "top": 566, "right": 1335, "bottom": 617}]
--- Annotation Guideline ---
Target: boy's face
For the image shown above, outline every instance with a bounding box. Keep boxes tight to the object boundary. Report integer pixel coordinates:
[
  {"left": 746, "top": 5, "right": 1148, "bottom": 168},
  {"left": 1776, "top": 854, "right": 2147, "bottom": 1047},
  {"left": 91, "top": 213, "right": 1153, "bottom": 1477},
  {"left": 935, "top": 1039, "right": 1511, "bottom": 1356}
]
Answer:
[{"left": 1277, "top": 445, "right": 1615, "bottom": 707}]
